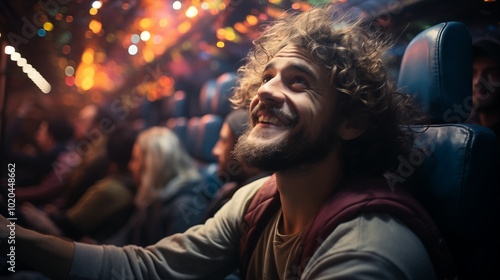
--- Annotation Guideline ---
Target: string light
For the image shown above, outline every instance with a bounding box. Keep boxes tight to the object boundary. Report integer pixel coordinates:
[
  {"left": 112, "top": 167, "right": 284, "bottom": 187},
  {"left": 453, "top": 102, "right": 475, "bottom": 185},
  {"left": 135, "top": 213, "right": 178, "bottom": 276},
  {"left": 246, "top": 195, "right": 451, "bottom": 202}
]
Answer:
[{"left": 4, "top": 45, "right": 51, "bottom": 94}]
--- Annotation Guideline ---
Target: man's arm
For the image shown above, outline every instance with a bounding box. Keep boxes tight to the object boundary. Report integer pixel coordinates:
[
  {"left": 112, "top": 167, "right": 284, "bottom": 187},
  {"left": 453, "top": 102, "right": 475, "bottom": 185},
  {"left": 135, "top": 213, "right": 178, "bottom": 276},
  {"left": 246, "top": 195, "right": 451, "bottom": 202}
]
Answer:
[
  {"left": 1, "top": 176, "right": 269, "bottom": 280},
  {"left": 1, "top": 215, "right": 75, "bottom": 279}
]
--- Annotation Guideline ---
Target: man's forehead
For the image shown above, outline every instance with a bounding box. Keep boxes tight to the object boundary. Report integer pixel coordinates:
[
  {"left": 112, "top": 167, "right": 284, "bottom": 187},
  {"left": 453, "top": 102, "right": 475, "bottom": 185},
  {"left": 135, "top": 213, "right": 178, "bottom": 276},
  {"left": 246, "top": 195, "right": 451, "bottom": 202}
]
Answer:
[
  {"left": 267, "top": 45, "right": 325, "bottom": 76},
  {"left": 272, "top": 45, "right": 313, "bottom": 62}
]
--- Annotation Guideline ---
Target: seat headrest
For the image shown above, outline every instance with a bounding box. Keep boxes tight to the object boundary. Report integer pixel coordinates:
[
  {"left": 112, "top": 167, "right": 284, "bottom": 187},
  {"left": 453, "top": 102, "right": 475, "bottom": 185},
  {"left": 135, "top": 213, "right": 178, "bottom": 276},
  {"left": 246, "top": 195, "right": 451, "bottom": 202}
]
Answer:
[
  {"left": 165, "top": 90, "right": 188, "bottom": 118},
  {"left": 397, "top": 22, "right": 472, "bottom": 123},
  {"left": 199, "top": 73, "right": 238, "bottom": 116},
  {"left": 197, "top": 114, "right": 224, "bottom": 163},
  {"left": 185, "top": 114, "right": 223, "bottom": 163},
  {"left": 214, "top": 72, "right": 238, "bottom": 117},
  {"left": 199, "top": 79, "right": 218, "bottom": 116},
  {"left": 165, "top": 117, "right": 188, "bottom": 145}
]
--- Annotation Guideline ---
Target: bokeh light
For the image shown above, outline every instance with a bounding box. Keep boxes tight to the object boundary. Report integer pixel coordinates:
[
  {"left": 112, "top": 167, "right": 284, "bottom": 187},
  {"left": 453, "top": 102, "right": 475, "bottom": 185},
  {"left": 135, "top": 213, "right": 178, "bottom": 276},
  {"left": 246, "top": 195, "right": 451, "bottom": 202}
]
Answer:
[
  {"left": 140, "top": 31, "right": 151, "bottom": 41},
  {"left": 128, "top": 45, "right": 138, "bottom": 55},
  {"left": 173, "top": 1, "right": 182, "bottom": 10}
]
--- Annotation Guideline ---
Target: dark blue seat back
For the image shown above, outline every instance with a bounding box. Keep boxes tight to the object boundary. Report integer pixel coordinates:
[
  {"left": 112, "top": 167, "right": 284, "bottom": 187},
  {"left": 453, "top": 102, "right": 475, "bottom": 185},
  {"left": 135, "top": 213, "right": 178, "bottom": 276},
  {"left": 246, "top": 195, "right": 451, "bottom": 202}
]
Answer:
[
  {"left": 214, "top": 72, "right": 238, "bottom": 117},
  {"left": 165, "top": 117, "right": 188, "bottom": 145},
  {"left": 398, "top": 22, "right": 472, "bottom": 123},
  {"left": 192, "top": 114, "right": 224, "bottom": 163},
  {"left": 199, "top": 79, "right": 218, "bottom": 116},
  {"left": 187, "top": 73, "right": 237, "bottom": 171},
  {"left": 396, "top": 21, "right": 500, "bottom": 279},
  {"left": 166, "top": 90, "right": 189, "bottom": 118},
  {"left": 399, "top": 125, "right": 498, "bottom": 237}
]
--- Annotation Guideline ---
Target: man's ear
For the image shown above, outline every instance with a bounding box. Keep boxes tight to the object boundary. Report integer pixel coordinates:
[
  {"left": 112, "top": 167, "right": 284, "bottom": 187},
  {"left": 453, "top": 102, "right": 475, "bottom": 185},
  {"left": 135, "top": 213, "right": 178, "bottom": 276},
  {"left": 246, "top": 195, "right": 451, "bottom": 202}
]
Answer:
[{"left": 337, "top": 117, "right": 368, "bottom": 140}]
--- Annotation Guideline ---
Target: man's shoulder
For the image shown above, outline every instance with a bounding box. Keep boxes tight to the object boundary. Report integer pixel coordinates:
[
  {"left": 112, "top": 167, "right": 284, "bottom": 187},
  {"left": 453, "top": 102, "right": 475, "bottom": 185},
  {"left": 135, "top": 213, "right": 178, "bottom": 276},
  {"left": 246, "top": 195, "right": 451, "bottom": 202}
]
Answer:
[
  {"left": 326, "top": 212, "right": 428, "bottom": 254},
  {"left": 305, "top": 212, "right": 436, "bottom": 279}
]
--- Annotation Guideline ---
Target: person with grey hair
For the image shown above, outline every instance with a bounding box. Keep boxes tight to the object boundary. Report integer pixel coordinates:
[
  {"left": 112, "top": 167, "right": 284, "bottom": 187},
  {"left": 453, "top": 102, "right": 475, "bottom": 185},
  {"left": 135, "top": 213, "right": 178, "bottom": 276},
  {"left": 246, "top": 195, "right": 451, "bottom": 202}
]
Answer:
[{"left": 107, "top": 126, "right": 206, "bottom": 247}]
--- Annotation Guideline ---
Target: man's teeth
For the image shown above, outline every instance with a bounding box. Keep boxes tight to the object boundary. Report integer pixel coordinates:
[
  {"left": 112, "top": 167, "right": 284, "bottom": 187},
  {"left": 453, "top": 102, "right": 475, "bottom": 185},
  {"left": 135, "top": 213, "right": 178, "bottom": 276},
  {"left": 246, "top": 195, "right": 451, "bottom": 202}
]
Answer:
[{"left": 258, "top": 115, "right": 282, "bottom": 126}]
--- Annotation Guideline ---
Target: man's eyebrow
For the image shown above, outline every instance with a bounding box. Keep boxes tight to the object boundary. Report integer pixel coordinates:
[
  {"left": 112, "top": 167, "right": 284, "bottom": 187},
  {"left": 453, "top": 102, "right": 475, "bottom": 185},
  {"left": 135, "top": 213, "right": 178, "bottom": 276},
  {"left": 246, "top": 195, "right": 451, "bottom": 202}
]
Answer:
[
  {"left": 263, "top": 61, "right": 318, "bottom": 83},
  {"left": 263, "top": 62, "right": 275, "bottom": 73},
  {"left": 288, "top": 62, "right": 317, "bottom": 82}
]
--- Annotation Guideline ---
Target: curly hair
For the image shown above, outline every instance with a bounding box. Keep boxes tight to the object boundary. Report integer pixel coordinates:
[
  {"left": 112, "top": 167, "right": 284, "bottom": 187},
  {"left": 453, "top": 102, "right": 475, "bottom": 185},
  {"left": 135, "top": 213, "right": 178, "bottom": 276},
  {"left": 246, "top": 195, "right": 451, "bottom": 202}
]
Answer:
[{"left": 232, "top": 5, "right": 425, "bottom": 175}]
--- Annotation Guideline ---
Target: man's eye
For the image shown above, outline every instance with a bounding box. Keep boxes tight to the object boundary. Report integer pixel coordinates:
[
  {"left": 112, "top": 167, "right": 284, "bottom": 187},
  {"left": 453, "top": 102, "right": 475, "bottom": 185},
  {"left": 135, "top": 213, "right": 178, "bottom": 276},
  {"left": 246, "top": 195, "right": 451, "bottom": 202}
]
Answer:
[
  {"left": 486, "top": 69, "right": 500, "bottom": 83},
  {"left": 292, "top": 77, "right": 309, "bottom": 87}
]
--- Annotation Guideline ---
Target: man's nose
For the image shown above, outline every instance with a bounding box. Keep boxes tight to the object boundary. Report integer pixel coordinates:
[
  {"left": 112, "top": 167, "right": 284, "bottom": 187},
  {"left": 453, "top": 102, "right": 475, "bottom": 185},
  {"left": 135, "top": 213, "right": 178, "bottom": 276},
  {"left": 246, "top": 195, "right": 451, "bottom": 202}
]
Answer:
[
  {"left": 472, "top": 72, "right": 481, "bottom": 88},
  {"left": 256, "top": 77, "right": 286, "bottom": 106},
  {"left": 212, "top": 140, "right": 221, "bottom": 158}
]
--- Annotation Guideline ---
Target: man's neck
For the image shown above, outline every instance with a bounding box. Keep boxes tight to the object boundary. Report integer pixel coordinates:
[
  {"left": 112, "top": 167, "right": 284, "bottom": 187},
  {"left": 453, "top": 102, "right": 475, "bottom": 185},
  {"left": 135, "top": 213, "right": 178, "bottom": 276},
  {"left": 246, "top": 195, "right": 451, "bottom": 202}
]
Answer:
[{"left": 275, "top": 150, "right": 343, "bottom": 235}]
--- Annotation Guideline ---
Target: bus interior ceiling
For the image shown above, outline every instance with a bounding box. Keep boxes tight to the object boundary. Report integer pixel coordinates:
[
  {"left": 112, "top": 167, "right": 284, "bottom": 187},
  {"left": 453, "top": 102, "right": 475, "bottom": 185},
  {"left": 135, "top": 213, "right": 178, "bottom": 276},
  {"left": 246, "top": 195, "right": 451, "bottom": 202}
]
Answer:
[{"left": 0, "top": 0, "right": 498, "bottom": 122}]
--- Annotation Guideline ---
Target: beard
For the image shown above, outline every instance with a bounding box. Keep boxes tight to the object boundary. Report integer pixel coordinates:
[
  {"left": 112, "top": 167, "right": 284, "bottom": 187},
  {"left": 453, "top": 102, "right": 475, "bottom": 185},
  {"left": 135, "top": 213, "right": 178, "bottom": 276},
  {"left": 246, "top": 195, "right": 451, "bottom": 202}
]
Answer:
[
  {"left": 232, "top": 121, "right": 341, "bottom": 173},
  {"left": 473, "top": 81, "right": 500, "bottom": 112},
  {"left": 474, "top": 90, "right": 500, "bottom": 112}
]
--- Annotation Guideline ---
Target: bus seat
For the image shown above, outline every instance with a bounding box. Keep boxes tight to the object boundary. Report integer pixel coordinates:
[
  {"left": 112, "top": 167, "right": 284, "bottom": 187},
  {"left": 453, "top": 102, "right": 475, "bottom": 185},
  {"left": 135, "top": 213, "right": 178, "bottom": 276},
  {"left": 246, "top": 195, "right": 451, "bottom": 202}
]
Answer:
[
  {"left": 165, "top": 90, "right": 189, "bottom": 118},
  {"left": 199, "top": 79, "right": 218, "bottom": 116},
  {"left": 165, "top": 117, "right": 188, "bottom": 145},
  {"left": 194, "top": 114, "right": 223, "bottom": 163},
  {"left": 195, "top": 73, "right": 239, "bottom": 159},
  {"left": 213, "top": 72, "right": 238, "bottom": 117},
  {"left": 199, "top": 72, "right": 237, "bottom": 117},
  {"left": 164, "top": 90, "right": 189, "bottom": 149},
  {"left": 398, "top": 22, "right": 472, "bottom": 123},
  {"left": 396, "top": 21, "right": 500, "bottom": 279},
  {"left": 186, "top": 117, "right": 201, "bottom": 159},
  {"left": 191, "top": 73, "right": 238, "bottom": 190}
]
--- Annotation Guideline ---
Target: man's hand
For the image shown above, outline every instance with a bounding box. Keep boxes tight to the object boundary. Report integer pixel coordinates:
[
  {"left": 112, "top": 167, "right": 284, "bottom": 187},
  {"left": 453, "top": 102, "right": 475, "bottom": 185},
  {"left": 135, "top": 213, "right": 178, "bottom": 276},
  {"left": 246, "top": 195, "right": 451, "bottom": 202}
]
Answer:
[
  {"left": 0, "top": 214, "right": 12, "bottom": 239},
  {"left": 0, "top": 213, "right": 75, "bottom": 279}
]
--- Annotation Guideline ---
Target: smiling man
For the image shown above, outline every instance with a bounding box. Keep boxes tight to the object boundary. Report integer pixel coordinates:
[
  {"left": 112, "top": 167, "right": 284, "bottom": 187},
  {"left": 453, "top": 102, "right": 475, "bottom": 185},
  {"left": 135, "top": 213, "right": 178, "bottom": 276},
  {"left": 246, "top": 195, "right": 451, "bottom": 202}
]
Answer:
[
  {"left": 1, "top": 5, "right": 455, "bottom": 280},
  {"left": 467, "top": 37, "right": 500, "bottom": 145},
  {"left": 233, "top": 45, "right": 339, "bottom": 174}
]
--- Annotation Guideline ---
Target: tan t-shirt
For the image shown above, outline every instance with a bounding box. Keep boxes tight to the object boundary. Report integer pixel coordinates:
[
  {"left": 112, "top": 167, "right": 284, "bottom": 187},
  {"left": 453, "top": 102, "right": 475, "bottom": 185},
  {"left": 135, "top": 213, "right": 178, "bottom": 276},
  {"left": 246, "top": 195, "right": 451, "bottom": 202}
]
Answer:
[{"left": 246, "top": 209, "right": 303, "bottom": 280}]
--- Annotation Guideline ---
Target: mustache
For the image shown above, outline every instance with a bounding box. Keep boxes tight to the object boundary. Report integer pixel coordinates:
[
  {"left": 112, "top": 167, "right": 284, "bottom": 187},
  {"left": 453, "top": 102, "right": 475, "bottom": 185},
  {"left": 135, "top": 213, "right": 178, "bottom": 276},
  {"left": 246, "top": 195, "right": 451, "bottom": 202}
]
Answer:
[{"left": 251, "top": 103, "right": 299, "bottom": 126}]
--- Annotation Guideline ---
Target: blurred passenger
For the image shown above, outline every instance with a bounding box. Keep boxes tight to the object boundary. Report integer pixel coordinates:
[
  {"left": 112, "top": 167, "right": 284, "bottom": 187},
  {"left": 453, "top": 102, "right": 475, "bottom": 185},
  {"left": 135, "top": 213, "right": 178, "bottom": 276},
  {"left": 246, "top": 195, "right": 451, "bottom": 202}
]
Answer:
[
  {"left": 55, "top": 104, "right": 120, "bottom": 210},
  {"left": 466, "top": 37, "right": 500, "bottom": 144},
  {"left": 3, "top": 101, "right": 73, "bottom": 187},
  {"left": 204, "top": 109, "right": 270, "bottom": 219},
  {"left": 466, "top": 36, "right": 500, "bottom": 273},
  {"left": 19, "top": 125, "right": 137, "bottom": 243},
  {"left": 9, "top": 104, "right": 120, "bottom": 210},
  {"left": 106, "top": 126, "right": 207, "bottom": 246}
]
